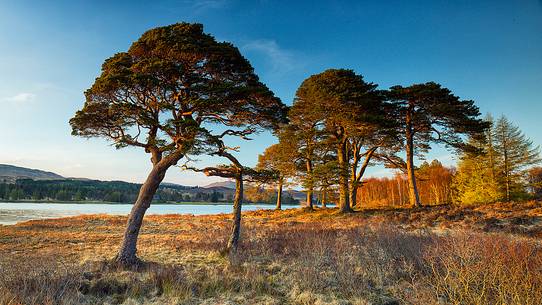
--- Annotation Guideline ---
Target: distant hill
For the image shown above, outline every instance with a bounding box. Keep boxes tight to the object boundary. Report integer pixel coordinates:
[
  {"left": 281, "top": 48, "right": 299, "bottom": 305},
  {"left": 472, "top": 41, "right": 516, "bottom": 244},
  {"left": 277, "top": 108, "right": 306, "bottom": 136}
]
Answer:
[
  {"left": 203, "top": 180, "right": 236, "bottom": 189},
  {"left": 0, "top": 164, "right": 64, "bottom": 183},
  {"left": 285, "top": 189, "right": 306, "bottom": 201},
  {"left": 0, "top": 164, "right": 302, "bottom": 204},
  {"left": 203, "top": 180, "right": 306, "bottom": 200}
]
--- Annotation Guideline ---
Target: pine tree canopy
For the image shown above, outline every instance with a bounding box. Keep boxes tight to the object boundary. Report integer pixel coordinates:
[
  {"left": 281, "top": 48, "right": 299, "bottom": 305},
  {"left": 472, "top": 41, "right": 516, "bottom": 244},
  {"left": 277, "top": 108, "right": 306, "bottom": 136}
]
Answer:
[
  {"left": 70, "top": 22, "right": 287, "bottom": 157},
  {"left": 388, "top": 82, "right": 489, "bottom": 153}
]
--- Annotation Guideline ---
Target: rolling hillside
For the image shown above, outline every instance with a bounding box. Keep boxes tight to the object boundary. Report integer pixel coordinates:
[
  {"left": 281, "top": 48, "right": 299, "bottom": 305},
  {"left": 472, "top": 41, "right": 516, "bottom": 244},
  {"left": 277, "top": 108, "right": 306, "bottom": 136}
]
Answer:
[
  {"left": 0, "top": 164, "right": 64, "bottom": 183},
  {"left": 0, "top": 164, "right": 303, "bottom": 203}
]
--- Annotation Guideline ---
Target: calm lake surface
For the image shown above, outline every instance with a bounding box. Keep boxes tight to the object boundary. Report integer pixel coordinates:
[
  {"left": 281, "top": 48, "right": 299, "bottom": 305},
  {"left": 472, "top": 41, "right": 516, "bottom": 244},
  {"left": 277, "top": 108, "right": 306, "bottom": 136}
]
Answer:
[{"left": 0, "top": 202, "right": 291, "bottom": 225}]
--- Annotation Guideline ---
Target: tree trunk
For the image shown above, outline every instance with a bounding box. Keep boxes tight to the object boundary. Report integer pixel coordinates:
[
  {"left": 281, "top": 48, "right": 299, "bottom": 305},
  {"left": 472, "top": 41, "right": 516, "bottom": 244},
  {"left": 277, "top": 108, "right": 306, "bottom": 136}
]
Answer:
[
  {"left": 226, "top": 175, "right": 243, "bottom": 253},
  {"left": 322, "top": 189, "right": 327, "bottom": 208},
  {"left": 337, "top": 138, "right": 352, "bottom": 213},
  {"left": 305, "top": 191, "right": 313, "bottom": 209},
  {"left": 352, "top": 148, "right": 376, "bottom": 209},
  {"left": 116, "top": 164, "right": 168, "bottom": 266},
  {"left": 115, "top": 151, "right": 183, "bottom": 267},
  {"left": 405, "top": 120, "right": 421, "bottom": 207},
  {"left": 505, "top": 157, "right": 511, "bottom": 202},
  {"left": 276, "top": 178, "right": 283, "bottom": 210},
  {"left": 348, "top": 141, "right": 377, "bottom": 210},
  {"left": 349, "top": 187, "right": 357, "bottom": 210},
  {"left": 349, "top": 147, "right": 360, "bottom": 210},
  {"left": 502, "top": 131, "right": 511, "bottom": 202},
  {"left": 305, "top": 160, "right": 314, "bottom": 209},
  {"left": 349, "top": 165, "right": 358, "bottom": 209}
]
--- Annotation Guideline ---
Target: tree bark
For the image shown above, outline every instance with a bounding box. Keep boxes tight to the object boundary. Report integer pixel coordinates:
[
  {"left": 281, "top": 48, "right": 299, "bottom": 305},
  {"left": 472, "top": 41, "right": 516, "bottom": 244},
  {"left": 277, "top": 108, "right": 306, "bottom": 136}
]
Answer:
[
  {"left": 115, "top": 151, "right": 183, "bottom": 267},
  {"left": 405, "top": 109, "right": 421, "bottom": 207},
  {"left": 337, "top": 138, "right": 352, "bottom": 213},
  {"left": 305, "top": 159, "right": 314, "bottom": 209},
  {"left": 349, "top": 146, "right": 360, "bottom": 209},
  {"left": 226, "top": 175, "right": 243, "bottom": 253},
  {"left": 504, "top": 145, "right": 510, "bottom": 202},
  {"left": 276, "top": 177, "right": 283, "bottom": 210},
  {"left": 349, "top": 187, "right": 357, "bottom": 210},
  {"left": 321, "top": 189, "right": 327, "bottom": 208}
]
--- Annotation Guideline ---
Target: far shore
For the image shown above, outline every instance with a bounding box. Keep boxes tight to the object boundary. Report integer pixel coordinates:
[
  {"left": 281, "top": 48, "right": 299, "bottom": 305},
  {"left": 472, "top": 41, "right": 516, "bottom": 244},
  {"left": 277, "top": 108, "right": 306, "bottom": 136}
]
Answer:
[{"left": 0, "top": 200, "right": 300, "bottom": 206}]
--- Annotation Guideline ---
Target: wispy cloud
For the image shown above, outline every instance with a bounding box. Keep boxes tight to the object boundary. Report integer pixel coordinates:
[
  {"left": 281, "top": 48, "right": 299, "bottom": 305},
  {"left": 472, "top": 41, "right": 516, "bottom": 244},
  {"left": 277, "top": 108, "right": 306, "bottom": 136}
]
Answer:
[
  {"left": 154, "top": 0, "right": 228, "bottom": 15},
  {"left": 191, "top": 0, "right": 228, "bottom": 10},
  {"left": 176, "top": 0, "right": 228, "bottom": 13},
  {"left": 242, "top": 39, "right": 298, "bottom": 76},
  {"left": 2, "top": 92, "right": 36, "bottom": 103}
]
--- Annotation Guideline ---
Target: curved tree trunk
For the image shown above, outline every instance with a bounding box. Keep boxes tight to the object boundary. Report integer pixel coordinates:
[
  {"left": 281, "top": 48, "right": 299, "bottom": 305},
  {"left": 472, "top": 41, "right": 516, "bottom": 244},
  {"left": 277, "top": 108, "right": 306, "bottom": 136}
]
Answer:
[
  {"left": 276, "top": 178, "right": 283, "bottom": 210},
  {"left": 337, "top": 138, "right": 352, "bottom": 213},
  {"left": 115, "top": 151, "right": 183, "bottom": 267},
  {"left": 226, "top": 175, "right": 243, "bottom": 253},
  {"left": 116, "top": 165, "right": 167, "bottom": 266}
]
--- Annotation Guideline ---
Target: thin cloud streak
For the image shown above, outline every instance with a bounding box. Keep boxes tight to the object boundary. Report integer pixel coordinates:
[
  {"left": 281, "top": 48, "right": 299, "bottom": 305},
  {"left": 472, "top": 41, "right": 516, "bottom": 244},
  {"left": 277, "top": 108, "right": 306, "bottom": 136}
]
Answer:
[
  {"left": 242, "top": 39, "right": 298, "bottom": 76},
  {"left": 191, "top": 0, "right": 228, "bottom": 11},
  {"left": 2, "top": 92, "right": 36, "bottom": 103}
]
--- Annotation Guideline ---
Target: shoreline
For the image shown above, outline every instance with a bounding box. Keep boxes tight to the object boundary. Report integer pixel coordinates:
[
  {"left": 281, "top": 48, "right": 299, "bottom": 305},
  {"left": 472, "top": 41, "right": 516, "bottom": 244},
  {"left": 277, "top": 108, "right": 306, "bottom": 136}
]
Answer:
[
  {"left": 0, "top": 201, "right": 302, "bottom": 226},
  {"left": 0, "top": 200, "right": 300, "bottom": 206}
]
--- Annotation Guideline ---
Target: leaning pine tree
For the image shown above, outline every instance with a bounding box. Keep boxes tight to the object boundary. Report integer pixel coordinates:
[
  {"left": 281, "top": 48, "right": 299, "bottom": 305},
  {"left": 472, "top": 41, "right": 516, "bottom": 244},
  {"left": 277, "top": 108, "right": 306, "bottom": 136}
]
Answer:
[{"left": 70, "top": 23, "right": 286, "bottom": 267}]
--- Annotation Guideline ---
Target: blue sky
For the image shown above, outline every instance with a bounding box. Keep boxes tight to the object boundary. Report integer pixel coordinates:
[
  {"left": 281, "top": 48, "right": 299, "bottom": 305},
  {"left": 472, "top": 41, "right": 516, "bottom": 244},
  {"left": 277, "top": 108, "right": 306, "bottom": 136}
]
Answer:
[{"left": 0, "top": 0, "right": 541, "bottom": 186}]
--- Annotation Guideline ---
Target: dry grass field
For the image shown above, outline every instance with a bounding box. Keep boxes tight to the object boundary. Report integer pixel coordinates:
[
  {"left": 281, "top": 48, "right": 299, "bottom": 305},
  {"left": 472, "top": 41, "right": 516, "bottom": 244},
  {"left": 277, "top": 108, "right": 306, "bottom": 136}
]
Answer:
[{"left": 1, "top": 201, "right": 542, "bottom": 304}]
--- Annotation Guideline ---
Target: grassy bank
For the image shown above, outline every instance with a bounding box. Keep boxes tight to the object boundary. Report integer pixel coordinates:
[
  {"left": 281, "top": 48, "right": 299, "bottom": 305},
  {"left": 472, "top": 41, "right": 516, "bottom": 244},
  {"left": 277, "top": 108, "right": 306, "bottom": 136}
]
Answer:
[{"left": 1, "top": 201, "right": 541, "bottom": 304}]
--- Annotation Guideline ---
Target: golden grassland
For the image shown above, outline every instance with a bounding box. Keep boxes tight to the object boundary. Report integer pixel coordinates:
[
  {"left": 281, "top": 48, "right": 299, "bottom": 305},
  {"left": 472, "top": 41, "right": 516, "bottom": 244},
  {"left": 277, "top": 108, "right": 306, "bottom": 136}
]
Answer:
[{"left": 1, "top": 201, "right": 542, "bottom": 304}]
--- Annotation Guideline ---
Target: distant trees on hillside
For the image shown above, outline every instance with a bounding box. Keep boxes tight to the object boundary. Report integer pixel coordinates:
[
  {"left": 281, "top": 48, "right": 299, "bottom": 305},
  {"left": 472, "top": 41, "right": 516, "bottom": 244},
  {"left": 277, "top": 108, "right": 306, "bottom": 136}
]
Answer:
[
  {"left": 243, "top": 184, "right": 299, "bottom": 206},
  {"left": 0, "top": 179, "right": 239, "bottom": 203}
]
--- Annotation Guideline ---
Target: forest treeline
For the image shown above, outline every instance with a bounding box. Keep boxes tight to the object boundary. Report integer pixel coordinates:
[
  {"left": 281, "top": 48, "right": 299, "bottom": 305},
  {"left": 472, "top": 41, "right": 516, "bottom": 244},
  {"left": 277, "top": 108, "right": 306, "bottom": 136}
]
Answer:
[
  {"left": 0, "top": 179, "right": 299, "bottom": 204},
  {"left": 0, "top": 179, "right": 213, "bottom": 203},
  {"left": 357, "top": 160, "right": 542, "bottom": 208},
  {"left": 356, "top": 159, "right": 454, "bottom": 207}
]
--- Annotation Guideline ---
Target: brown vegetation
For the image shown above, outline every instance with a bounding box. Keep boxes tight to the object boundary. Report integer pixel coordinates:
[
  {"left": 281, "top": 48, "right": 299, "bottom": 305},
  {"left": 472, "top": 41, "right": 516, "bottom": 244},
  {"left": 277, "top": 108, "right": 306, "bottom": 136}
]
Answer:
[{"left": 1, "top": 201, "right": 542, "bottom": 304}]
